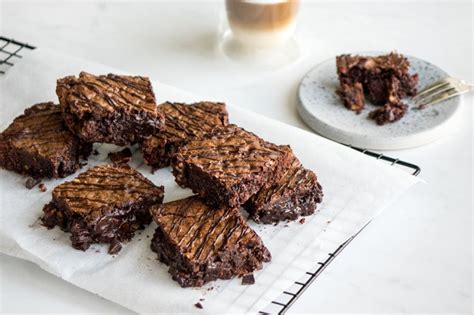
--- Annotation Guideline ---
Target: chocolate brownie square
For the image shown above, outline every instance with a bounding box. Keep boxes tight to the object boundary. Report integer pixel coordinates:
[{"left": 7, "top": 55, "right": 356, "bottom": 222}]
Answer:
[
  {"left": 56, "top": 72, "right": 164, "bottom": 146},
  {"left": 150, "top": 196, "right": 271, "bottom": 287},
  {"left": 172, "top": 124, "right": 293, "bottom": 208},
  {"left": 244, "top": 156, "right": 323, "bottom": 224},
  {"left": 0, "top": 102, "right": 92, "bottom": 179},
  {"left": 336, "top": 52, "right": 418, "bottom": 122},
  {"left": 42, "top": 164, "right": 164, "bottom": 254},
  {"left": 140, "top": 101, "right": 228, "bottom": 170}
]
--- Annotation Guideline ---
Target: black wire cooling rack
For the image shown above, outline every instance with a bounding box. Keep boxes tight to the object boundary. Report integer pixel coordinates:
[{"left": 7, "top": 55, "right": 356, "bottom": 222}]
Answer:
[
  {"left": 0, "top": 37, "right": 35, "bottom": 74},
  {"left": 0, "top": 35, "right": 421, "bottom": 314}
]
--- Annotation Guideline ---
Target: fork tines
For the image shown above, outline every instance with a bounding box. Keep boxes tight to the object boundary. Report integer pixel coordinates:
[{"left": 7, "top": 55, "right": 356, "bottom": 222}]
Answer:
[{"left": 414, "top": 77, "right": 470, "bottom": 108}]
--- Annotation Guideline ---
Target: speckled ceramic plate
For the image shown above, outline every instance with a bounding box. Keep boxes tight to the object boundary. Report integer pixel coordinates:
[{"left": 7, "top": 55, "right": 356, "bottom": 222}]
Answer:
[{"left": 297, "top": 53, "right": 462, "bottom": 150}]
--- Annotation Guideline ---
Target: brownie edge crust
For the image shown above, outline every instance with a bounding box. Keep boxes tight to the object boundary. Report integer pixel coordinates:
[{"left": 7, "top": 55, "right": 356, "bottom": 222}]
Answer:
[
  {"left": 150, "top": 196, "right": 271, "bottom": 287},
  {"left": 42, "top": 164, "right": 164, "bottom": 254}
]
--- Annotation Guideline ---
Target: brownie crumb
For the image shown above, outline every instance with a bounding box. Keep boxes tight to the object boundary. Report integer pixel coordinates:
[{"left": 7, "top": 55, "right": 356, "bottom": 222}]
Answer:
[
  {"left": 242, "top": 274, "right": 255, "bottom": 285},
  {"left": 92, "top": 149, "right": 99, "bottom": 156},
  {"left": 368, "top": 102, "right": 408, "bottom": 125},
  {"left": 194, "top": 302, "right": 203, "bottom": 309},
  {"left": 108, "top": 148, "right": 133, "bottom": 165},
  {"left": 38, "top": 183, "right": 47, "bottom": 192},
  {"left": 108, "top": 240, "right": 122, "bottom": 255},
  {"left": 299, "top": 218, "right": 306, "bottom": 224},
  {"left": 25, "top": 178, "right": 41, "bottom": 189}
]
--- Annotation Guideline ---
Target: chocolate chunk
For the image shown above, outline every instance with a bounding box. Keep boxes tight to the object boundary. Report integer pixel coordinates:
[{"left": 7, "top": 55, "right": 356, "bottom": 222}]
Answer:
[
  {"left": 56, "top": 72, "right": 164, "bottom": 146},
  {"left": 150, "top": 196, "right": 271, "bottom": 287},
  {"left": 41, "top": 164, "right": 164, "bottom": 254},
  {"left": 25, "top": 177, "right": 41, "bottom": 189},
  {"left": 140, "top": 101, "right": 229, "bottom": 170},
  {"left": 242, "top": 274, "right": 255, "bottom": 285},
  {"left": 299, "top": 218, "right": 306, "bottom": 224},
  {"left": 172, "top": 124, "right": 294, "bottom": 208},
  {"left": 108, "top": 148, "right": 133, "bottom": 165},
  {"left": 0, "top": 102, "right": 92, "bottom": 179}
]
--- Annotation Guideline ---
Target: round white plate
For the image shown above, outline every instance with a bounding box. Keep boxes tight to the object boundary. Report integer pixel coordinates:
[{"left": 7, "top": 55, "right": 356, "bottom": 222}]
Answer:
[{"left": 297, "top": 53, "right": 462, "bottom": 150}]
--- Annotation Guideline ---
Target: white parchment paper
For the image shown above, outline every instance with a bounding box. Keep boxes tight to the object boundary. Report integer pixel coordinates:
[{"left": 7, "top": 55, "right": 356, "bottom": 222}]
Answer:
[{"left": 0, "top": 48, "right": 420, "bottom": 314}]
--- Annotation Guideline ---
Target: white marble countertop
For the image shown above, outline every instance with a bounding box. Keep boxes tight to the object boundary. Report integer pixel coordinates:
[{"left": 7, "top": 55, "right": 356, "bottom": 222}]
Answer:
[{"left": 1, "top": 1, "right": 472, "bottom": 313}]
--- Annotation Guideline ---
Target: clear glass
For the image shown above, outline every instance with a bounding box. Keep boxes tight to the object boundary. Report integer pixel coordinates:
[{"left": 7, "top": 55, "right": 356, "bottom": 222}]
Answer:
[{"left": 218, "top": 0, "right": 302, "bottom": 68}]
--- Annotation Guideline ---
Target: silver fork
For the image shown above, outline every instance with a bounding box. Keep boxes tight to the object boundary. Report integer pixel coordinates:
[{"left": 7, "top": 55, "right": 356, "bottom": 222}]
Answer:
[{"left": 413, "top": 77, "right": 473, "bottom": 109}]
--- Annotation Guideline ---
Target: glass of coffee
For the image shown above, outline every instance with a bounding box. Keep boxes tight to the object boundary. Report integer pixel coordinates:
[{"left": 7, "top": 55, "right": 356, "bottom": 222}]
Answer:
[{"left": 219, "top": 0, "right": 301, "bottom": 67}]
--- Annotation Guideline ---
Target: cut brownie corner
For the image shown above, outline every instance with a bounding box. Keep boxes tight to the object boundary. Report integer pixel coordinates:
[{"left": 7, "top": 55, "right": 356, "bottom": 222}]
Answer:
[
  {"left": 41, "top": 164, "right": 164, "bottom": 253},
  {"left": 150, "top": 196, "right": 271, "bottom": 287}
]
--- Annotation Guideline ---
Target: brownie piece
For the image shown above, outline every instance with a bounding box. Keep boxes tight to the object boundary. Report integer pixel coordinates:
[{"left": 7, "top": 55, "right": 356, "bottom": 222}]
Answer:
[
  {"left": 241, "top": 274, "right": 255, "bottom": 285},
  {"left": 140, "top": 101, "right": 228, "bottom": 170},
  {"left": 150, "top": 196, "right": 271, "bottom": 287},
  {"left": 172, "top": 124, "right": 293, "bottom": 208},
  {"left": 243, "top": 156, "right": 323, "bottom": 224},
  {"left": 56, "top": 72, "right": 164, "bottom": 146},
  {"left": 0, "top": 102, "right": 92, "bottom": 179},
  {"left": 42, "top": 164, "right": 164, "bottom": 253},
  {"left": 368, "top": 102, "right": 408, "bottom": 125},
  {"left": 336, "top": 52, "right": 418, "bottom": 120},
  {"left": 336, "top": 82, "right": 365, "bottom": 112}
]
